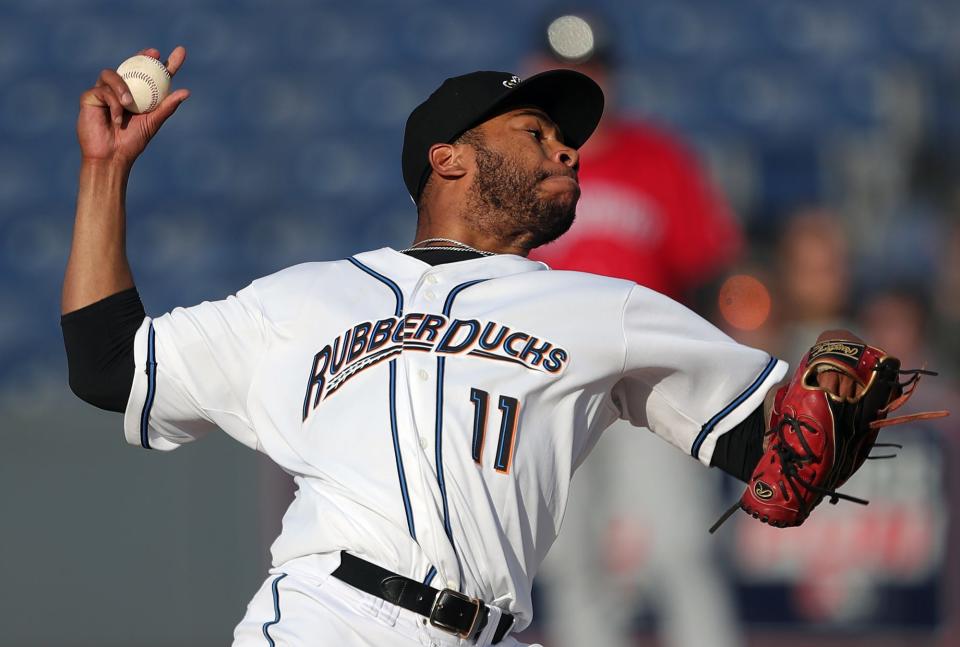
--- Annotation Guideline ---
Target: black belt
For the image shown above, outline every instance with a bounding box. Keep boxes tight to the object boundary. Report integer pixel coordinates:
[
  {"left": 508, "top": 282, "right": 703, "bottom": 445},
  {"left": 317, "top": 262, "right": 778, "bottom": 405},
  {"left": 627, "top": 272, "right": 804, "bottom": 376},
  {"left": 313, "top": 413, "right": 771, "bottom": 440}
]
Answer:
[{"left": 331, "top": 552, "right": 515, "bottom": 643}]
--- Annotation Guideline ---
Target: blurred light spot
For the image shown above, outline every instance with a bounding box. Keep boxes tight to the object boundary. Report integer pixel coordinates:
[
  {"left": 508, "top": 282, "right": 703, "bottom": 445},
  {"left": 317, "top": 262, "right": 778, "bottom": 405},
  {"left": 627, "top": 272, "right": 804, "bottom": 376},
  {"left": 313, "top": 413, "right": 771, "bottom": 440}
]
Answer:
[
  {"left": 547, "top": 15, "right": 595, "bottom": 63},
  {"left": 718, "top": 274, "right": 771, "bottom": 331}
]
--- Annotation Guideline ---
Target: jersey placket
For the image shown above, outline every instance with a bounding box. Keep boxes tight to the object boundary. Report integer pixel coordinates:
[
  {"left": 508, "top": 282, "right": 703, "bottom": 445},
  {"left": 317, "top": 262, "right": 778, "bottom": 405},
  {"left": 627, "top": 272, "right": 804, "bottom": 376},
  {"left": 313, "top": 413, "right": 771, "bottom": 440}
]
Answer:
[{"left": 399, "top": 268, "right": 465, "bottom": 590}]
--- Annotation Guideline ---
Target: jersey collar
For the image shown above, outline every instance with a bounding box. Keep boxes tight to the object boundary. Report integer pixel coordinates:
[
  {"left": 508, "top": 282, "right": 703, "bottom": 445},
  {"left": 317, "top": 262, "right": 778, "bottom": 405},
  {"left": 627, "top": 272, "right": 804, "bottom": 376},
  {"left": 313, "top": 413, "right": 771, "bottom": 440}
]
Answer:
[{"left": 351, "top": 247, "right": 548, "bottom": 287}]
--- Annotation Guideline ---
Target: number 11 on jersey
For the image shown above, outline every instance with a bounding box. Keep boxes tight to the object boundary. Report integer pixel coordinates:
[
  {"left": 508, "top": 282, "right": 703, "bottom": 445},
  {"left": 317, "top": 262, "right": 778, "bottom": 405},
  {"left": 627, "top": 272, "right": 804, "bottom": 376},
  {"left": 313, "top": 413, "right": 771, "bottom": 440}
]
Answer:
[{"left": 469, "top": 388, "right": 521, "bottom": 473}]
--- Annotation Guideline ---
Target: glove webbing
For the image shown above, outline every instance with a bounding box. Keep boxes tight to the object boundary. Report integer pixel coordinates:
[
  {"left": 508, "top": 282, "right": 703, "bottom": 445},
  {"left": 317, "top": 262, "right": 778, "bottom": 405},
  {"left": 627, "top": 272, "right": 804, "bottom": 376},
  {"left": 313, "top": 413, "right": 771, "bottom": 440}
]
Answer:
[{"left": 870, "top": 369, "right": 948, "bottom": 429}]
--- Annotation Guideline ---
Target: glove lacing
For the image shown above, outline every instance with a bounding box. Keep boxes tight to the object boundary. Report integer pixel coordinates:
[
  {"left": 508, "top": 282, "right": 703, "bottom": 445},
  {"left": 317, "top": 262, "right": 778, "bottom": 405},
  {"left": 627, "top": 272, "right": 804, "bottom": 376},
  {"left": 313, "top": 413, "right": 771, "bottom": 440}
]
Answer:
[{"left": 709, "top": 414, "right": 867, "bottom": 534}]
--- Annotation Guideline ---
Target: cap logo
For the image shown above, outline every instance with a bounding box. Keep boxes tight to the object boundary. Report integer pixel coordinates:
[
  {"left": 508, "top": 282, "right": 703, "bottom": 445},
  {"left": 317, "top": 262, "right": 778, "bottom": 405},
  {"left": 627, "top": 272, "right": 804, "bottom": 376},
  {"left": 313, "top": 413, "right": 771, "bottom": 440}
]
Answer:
[{"left": 502, "top": 75, "right": 521, "bottom": 88}]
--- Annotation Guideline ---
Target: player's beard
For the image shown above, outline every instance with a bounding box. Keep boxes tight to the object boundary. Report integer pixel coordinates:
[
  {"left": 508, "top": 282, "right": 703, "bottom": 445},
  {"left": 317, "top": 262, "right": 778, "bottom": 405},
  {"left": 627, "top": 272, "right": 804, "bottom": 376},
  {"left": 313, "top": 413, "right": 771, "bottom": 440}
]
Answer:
[{"left": 466, "top": 141, "right": 578, "bottom": 250}]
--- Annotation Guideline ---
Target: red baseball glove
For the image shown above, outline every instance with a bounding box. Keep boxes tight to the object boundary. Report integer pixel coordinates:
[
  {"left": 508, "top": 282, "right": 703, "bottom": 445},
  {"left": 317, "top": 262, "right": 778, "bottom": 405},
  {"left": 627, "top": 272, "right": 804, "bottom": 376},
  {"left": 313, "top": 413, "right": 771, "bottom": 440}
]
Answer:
[{"left": 711, "top": 339, "right": 948, "bottom": 532}]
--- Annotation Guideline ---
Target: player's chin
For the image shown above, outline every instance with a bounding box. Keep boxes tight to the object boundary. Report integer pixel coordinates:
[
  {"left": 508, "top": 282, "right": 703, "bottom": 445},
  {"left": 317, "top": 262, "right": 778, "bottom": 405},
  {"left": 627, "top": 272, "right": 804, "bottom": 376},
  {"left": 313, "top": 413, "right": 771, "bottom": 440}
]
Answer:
[{"left": 527, "top": 200, "right": 577, "bottom": 249}]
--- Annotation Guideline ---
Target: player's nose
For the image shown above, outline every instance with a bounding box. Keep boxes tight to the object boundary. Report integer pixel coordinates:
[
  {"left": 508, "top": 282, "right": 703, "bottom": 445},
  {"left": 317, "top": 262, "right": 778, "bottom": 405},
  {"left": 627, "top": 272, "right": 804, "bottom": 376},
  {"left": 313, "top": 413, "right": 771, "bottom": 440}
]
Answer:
[{"left": 552, "top": 143, "right": 579, "bottom": 170}]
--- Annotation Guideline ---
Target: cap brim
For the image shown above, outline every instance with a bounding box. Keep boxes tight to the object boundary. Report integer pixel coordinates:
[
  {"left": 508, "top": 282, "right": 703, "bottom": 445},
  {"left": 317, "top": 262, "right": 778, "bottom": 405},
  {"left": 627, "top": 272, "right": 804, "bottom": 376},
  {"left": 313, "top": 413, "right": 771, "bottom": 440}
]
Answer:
[{"left": 481, "top": 69, "right": 604, "bottom": 148}]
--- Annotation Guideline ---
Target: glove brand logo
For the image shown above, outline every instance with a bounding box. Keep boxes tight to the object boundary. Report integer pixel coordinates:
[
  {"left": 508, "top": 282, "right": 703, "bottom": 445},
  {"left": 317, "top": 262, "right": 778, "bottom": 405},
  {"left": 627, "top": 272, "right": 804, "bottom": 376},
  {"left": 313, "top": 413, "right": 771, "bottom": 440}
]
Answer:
[
  {"left": 502, "top": 75, "right": 521, "bottom": 88},
  {"left": 754, "top": 480, "right": 774, "bottom": 500},
  {"left": 809, "top": 341, "right": 865, "bottom": 364}
]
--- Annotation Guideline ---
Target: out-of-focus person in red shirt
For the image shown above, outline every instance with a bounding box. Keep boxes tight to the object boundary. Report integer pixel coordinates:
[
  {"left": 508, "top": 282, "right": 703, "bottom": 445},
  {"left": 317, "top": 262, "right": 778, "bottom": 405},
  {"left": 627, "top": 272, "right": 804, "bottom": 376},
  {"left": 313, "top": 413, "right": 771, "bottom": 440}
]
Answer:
[{"left": 526, "top": 10, "right": 746, "bottom": 647}]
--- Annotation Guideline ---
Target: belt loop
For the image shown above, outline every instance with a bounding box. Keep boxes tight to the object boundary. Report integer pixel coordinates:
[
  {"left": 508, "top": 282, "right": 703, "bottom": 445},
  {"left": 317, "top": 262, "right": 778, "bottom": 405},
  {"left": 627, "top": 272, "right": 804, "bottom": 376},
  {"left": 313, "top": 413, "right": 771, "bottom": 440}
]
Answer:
[
  {"left": 331, "top": 552, "right": 514, "bottom": 641},
  {"left": 474, "top": 604, "right": 502, "bottom": 646}
]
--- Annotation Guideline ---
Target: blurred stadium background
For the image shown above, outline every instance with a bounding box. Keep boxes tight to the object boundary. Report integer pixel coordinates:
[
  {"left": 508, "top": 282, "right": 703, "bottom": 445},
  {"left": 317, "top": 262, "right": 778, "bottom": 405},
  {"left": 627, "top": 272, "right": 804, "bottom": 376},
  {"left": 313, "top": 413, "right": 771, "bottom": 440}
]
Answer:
[{"left": 1, "top": 0, "right": 958, "bottom": 645}]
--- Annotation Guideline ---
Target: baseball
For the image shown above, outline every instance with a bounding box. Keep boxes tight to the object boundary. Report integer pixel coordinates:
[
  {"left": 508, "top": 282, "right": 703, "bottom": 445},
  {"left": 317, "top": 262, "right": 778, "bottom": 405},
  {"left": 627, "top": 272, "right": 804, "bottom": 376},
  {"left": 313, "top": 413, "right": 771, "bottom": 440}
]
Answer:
[{"left": 116, "top": 55, "right": 170, "bottom": 114}]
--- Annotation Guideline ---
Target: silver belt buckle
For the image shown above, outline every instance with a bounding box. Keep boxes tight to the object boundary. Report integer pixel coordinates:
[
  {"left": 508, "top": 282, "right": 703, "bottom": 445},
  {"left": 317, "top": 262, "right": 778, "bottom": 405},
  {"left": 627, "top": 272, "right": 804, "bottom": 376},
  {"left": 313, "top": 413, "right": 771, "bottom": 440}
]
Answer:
[{"left": 429, "top": 588, "right": 482, "bottom": 638}]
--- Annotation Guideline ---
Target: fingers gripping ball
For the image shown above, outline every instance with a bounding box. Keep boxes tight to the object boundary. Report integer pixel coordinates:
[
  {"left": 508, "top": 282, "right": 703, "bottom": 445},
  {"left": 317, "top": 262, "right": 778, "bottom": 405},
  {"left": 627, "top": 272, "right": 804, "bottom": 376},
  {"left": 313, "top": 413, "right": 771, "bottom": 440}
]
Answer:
[
  {"left": 116, "top": 55, "right": 170, "bottom": 114},
  {"left": 710, "top": 340, "right": 949, "bottom": 533}
]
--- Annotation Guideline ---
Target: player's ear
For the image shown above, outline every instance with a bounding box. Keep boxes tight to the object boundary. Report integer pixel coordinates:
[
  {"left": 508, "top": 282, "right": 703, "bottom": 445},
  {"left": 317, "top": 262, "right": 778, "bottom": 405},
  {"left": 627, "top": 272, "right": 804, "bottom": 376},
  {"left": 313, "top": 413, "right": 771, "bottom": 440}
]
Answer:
[{"left": 427, "top": 143, "right": 469, "bottom": 181}]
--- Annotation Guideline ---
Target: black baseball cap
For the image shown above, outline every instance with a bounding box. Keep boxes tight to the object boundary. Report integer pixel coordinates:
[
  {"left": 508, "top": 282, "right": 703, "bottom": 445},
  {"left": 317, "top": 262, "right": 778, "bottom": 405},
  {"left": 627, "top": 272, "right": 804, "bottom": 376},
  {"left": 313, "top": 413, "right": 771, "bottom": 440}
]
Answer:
[{"left": 402, "top": 69, "right": 604, "bottom": 201}]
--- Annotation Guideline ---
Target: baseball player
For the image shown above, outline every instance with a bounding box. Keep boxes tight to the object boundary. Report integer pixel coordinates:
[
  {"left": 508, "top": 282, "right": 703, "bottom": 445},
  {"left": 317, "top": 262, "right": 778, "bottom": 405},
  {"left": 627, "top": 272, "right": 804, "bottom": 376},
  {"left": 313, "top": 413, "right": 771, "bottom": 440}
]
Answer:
[{"left": 62, "top": 47, "right": 939, "bottom": 646}]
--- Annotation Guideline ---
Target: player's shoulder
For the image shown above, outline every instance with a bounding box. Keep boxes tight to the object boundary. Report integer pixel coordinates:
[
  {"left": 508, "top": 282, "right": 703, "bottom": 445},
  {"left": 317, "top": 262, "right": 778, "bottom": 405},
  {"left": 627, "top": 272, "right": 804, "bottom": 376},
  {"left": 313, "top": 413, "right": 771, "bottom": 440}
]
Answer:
[
  {"left": 245, "top": 257, "right": 363, "bottom": 321},
  {"left": 531, "top": 266, "right": 688, "bottom": 312},
  {"left": 518, "top": 265, "right": 638, "bottom": 303},
  {"left": 526, "top": 265, "right": 631, "bottom": 287},
  {"left": 250, "top": 258, "right": 352, "bottom": 291}
]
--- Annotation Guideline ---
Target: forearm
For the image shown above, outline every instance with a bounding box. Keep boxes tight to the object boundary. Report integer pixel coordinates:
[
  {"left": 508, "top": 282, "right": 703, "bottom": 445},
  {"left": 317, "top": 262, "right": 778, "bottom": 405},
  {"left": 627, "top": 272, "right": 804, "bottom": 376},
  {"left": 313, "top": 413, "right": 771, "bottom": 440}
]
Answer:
[{"left": 62, "top": 159, "right": 135, "bottom": 314}]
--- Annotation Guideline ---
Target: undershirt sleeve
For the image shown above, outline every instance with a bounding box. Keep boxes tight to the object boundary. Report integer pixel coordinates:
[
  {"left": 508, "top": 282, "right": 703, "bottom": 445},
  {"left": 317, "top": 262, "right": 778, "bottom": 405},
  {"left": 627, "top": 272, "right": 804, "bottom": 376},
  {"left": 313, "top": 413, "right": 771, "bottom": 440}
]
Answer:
[
  {"left": 709, "top": 405, "right": 766, "bottom": 483},
  {"left": 60, "top": 287, "right": 145, "bottom": 413}
]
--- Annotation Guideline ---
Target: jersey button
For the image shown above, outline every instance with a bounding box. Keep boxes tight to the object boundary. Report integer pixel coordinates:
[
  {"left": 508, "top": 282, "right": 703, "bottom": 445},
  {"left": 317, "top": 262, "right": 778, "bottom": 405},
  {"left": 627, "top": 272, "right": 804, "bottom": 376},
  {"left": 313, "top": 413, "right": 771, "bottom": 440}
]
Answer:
[
  {"left": 419, "top": 436, "right": 428, "bottom": 449},
  {"left": 426, "top": 275, "right": 438, "bottom": 285},
  {"left": 425, "top": 289, "right": 437, "bottom": 300},
  {"left": 418, "top": 369, "right": 429, "bottom": 381}
]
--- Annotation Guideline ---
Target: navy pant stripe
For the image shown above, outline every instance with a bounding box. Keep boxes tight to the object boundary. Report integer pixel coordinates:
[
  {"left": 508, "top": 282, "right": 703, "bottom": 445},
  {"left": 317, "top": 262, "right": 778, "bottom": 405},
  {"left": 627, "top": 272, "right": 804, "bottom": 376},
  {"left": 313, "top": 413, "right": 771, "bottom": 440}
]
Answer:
[{"left": 423, "top": 565, "right": 437, "bottom": 585}]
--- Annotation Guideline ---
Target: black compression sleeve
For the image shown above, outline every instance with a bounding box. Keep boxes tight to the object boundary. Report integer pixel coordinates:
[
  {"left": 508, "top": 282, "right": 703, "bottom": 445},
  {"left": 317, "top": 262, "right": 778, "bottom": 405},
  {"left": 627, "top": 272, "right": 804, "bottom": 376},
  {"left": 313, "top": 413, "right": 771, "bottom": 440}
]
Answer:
[
  {"left": 61, "top": 287, "right": 146, "bottom": 413},
  {"left": 710, "top": 405, "right": 767, "bottom": 483}
]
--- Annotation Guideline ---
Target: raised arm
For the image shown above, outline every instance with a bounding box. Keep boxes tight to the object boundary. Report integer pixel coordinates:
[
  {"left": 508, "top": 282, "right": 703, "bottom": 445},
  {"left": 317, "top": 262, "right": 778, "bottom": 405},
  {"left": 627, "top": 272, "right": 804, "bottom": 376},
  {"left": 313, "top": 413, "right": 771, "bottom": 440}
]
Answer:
[{"left": 62, "top": 46, "right": 189, "bottom": 314}]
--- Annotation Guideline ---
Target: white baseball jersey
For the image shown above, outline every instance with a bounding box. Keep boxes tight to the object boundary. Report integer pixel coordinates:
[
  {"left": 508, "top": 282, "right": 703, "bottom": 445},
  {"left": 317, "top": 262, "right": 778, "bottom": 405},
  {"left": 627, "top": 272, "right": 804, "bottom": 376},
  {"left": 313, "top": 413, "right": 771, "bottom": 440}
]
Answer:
[{"left": 123, "top": 247, "right": 787, "bottom": 628}]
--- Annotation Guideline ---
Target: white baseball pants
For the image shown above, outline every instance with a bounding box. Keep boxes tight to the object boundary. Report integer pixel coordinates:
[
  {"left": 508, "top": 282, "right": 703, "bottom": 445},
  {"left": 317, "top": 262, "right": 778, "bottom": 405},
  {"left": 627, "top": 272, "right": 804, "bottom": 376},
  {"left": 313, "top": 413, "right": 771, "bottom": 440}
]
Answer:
[{"left": 232, "top": 555, "right": 533, "bottom": 647}]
